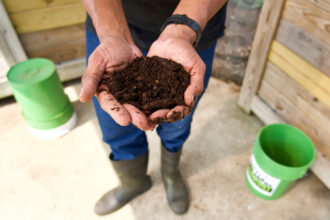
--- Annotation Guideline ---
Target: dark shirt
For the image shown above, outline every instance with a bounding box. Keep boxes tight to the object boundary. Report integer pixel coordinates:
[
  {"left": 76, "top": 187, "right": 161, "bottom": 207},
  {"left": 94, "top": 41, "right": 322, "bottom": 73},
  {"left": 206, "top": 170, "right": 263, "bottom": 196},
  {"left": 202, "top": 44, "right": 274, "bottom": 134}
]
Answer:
[{"left": 85, "top": 0, "right": 227, "bottom": 52}]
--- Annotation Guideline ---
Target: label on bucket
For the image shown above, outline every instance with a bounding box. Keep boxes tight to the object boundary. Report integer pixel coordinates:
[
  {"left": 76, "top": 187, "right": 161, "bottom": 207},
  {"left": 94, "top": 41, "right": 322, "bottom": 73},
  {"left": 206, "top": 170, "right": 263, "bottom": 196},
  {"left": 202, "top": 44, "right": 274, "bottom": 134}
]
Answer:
[{"left": 246, "top": 155, "right": 281, "bottom": 197}]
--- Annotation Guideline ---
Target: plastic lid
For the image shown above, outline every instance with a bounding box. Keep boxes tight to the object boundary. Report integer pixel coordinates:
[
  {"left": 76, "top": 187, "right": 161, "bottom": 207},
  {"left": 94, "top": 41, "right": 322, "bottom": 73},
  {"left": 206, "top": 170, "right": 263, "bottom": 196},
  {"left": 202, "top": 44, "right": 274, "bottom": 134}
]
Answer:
[{"left": 7, "top": 58, "right": 56, "bottom": 85}]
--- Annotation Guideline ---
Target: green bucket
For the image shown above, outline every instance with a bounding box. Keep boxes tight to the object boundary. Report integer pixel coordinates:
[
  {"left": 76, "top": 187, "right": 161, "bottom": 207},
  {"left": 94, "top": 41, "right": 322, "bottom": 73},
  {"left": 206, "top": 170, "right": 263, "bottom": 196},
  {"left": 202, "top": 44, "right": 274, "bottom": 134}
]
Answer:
[
  {"left": 7, "top": 58, "right": 76, "bottom": 139},
  {"left": 246, "top": 124, "right": 315, "bottom": 200}
]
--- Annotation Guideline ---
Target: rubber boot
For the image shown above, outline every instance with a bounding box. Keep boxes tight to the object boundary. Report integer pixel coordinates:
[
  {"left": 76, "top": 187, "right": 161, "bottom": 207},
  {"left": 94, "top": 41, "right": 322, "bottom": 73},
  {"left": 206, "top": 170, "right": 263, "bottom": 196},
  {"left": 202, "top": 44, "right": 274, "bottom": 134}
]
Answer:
[
  {"left": 94, "top": 152, "right": 152, "bottom": 215},
  {"left": 161, "top": 144, "right": 189, "bottom": 214}
]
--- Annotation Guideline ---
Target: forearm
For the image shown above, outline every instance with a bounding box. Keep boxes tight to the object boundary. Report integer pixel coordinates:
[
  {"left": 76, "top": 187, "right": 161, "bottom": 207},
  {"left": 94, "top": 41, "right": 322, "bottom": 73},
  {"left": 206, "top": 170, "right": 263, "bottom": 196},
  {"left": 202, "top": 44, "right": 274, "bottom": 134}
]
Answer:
[
  {"left": 160, "top": 0, "right": 227, "bottom": 44},
  {"left": 174, "top": 0, "right": 227, "bottom": 30},
  {"left": 81, "top": 0, "right": 132, "bottom": 43}
]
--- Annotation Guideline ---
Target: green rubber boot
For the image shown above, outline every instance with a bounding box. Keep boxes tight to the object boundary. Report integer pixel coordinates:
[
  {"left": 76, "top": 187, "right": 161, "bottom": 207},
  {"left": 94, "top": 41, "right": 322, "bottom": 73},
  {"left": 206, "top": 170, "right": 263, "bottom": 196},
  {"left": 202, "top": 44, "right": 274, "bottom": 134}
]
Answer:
[
  {"left": 161, "top": 144, "right": 189, "bottom": 214},
  {"left": 94, "top": 153, "right": 152, "bottom": 215}
]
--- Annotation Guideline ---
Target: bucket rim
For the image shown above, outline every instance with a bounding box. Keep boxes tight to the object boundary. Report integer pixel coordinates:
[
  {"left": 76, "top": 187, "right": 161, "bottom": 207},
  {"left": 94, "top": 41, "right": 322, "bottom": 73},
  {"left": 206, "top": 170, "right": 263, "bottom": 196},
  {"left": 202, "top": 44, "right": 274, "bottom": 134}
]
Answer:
[{"left": 254, "top": 123, "right": 315, "bottom": 179}]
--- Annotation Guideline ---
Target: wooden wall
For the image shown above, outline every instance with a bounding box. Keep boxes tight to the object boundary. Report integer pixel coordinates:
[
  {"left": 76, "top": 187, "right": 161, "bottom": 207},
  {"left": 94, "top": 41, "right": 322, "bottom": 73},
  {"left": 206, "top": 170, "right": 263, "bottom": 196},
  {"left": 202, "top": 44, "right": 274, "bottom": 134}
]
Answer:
[
  {"left": 2, "top": 0, "right": 86, "bottom": 64},
  {"left": 261, "top": 0, "right": 330, "bottom": 160},
  {"left": 239, "top": 0, "right": 330, "bottom": 188}
]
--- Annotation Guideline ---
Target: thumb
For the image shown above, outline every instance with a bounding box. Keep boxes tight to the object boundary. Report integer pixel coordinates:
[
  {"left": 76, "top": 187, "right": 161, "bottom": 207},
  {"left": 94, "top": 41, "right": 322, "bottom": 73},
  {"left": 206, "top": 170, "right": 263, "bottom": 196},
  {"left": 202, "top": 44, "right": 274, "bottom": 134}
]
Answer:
[
  {"left": 79, "top": 53, "right": 105, "bottom": 102},
  {"left": 131, "top": 45, "right": 143, "bottom": 58},
  {"left": 184, "top": 61, "right": 206, "bottom": 106}
]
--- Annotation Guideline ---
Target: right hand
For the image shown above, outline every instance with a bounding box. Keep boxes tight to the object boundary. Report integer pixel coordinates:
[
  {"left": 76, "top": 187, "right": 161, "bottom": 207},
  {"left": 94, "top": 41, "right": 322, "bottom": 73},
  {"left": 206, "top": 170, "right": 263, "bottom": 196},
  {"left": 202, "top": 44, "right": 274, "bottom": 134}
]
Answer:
[{"left": 79, "top": 36, "right": 154, "bottom": 130}]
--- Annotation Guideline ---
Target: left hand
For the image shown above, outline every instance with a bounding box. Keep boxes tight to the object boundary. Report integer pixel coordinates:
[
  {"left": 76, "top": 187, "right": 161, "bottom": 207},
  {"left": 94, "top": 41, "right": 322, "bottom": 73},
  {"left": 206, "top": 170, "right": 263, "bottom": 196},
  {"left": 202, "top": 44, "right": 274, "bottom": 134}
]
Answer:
[
  {"left": 80, "top": 35, "right": 154, "bottom": 130},
  {"left": 147, "top": 24, "right": 206, "bottom": 122}
]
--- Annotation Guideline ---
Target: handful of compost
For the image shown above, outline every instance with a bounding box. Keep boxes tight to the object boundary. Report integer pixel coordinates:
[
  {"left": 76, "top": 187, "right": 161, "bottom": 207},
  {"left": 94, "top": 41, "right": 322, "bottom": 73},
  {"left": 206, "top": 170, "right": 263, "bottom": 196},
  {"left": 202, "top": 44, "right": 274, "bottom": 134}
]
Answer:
[{"left": 98, "top": 56, "right": 190, "bottom": 123}]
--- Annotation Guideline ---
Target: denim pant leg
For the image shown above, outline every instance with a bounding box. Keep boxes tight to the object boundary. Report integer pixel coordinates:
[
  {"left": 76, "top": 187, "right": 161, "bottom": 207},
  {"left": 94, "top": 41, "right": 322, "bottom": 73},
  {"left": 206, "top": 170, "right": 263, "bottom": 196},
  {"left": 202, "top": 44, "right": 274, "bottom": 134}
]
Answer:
[
  {"left": 157, "top": 44, "right": 217, "bottom": 152},
  {"left": 86, "top": 28, "right": 148, "bottom": 161}
]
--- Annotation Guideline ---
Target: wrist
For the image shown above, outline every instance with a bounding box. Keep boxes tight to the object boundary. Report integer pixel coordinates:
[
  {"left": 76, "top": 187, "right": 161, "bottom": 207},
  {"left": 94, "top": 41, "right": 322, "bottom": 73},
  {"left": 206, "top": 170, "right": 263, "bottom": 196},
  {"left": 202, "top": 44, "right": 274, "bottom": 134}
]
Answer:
[
  {"left": 96, "top": 24, "right": 133, "bottom": 43},
  {"left": 159, "top": 24, "right": 196, "bottom": 45}
]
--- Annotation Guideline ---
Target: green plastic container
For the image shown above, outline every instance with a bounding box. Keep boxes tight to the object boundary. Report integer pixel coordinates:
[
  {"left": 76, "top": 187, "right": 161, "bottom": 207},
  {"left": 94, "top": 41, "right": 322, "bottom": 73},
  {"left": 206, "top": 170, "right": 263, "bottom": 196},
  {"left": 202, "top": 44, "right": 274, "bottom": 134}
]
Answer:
[
  {"left": 7, "top": 58, "right": 76, "bottom": 139},
  {"left": 246, "top": 124, "right": 315, "bottom": 200}
]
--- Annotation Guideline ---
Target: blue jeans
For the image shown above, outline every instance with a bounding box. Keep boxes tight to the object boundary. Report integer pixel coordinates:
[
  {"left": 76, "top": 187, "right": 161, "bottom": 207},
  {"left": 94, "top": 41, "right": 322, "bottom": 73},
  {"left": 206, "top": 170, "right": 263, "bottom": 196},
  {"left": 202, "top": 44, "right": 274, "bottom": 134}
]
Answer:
[{"left": 86, "top": 28, "right": 216, "bottom": 161}]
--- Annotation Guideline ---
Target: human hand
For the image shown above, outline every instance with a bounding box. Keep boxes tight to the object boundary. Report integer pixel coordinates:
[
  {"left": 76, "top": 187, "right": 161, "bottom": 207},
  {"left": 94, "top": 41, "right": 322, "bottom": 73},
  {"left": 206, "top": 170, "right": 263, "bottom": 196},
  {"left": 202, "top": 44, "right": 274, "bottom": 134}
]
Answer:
[
  {"left": 79, "top": 36, "right": 154, "bottom": 130},
  {"left": 147, "top": 24, "right": 206, "bottom": 122}
]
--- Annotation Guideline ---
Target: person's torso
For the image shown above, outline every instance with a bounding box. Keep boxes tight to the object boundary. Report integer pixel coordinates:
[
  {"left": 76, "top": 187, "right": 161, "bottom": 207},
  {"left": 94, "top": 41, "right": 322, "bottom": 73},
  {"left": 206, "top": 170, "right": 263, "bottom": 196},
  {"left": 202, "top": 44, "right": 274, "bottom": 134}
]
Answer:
[
  {"left": 123, "top": 0, "right": 180, "bottom": 33},
  {"left": 85, "top": 0, "right": 227, "bottom": 51}
]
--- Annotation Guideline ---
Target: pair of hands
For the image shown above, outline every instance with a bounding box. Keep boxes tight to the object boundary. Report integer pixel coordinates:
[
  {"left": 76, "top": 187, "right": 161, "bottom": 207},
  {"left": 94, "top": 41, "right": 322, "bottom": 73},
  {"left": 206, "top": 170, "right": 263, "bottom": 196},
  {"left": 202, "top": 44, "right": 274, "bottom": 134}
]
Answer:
[{"left": 79, "top": 26, "right": 206, "bottom": 131}]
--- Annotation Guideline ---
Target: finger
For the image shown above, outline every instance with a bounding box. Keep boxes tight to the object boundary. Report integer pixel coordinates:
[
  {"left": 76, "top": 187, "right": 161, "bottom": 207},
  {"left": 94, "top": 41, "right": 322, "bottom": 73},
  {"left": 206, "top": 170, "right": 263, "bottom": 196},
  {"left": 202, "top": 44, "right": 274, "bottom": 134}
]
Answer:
[
  {"left": 80, "top": 73, "right": 103, "bottom": 103},
  {"left": 105, "top": 62, "right": 127, "bottom": 73},
  {"left": 145, "top": 45, "right": 158, "bottom": 58},
  {"left": 97, "top": 91, "right": 131, "bottom": 126},
  {"left": 80, "top": 53, "right": 105, "bottom": 102},
  {"left": 104, "top": 46, "right": 142, "bottom": 72},
  {"left": 149, "top": 109, "right": 171, "bottom": 124},
  {"left": 97, "top": 84, "right": 108, "bottom": 93},
  {"left": 123, "top": 104, "right": 154, "bottom": 130},
  {"left": 131, "top": 46, "right": 143, "bottom": 58},
  {"left": 166, "top": 106, "right": 191, "bottom": 122},
  {"left": 184, "top": 62, "right": 206, "bottom": 106}
]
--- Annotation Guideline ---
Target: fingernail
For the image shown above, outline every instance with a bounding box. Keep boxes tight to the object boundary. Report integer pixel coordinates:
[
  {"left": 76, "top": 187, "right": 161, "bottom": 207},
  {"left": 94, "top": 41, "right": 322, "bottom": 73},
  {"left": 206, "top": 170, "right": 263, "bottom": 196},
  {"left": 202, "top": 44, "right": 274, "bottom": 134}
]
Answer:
[{"left": 192, "top": 95, "right": 197, "bottom": 104}]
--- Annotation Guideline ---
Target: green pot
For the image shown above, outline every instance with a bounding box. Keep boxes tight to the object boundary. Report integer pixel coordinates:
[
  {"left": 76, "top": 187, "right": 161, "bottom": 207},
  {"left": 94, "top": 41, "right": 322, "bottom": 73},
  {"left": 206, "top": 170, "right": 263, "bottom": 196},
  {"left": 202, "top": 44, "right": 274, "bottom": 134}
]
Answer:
[
  {"left": 7, "top": 58, "right": 76, "bottom": 139},
  {"left": 246, "top": 124, "right": 315, "bottom": 200}
]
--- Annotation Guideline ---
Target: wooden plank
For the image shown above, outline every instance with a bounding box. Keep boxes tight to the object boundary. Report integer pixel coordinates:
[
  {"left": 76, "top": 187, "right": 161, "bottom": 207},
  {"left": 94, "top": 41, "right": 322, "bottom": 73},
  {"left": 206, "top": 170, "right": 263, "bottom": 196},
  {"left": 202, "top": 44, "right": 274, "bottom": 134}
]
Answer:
[
  {"left": 0, "top": 58, "right": 85, "bottom": 99},
  {"left": 19, "top": 24, "right": 86, "bottom": 63},
  {"left": 251, "top": 95, "right": 330, "bottom": 189},
  {"left": 238, "top": 0, "right": 285, "bottom": 113},
  {"left": 258, "top": 82, "right": 330, "bottom": 159},
  {"left": 3, "top": 0, "right": 79, "bottom": 13},
  {"left": 251, "top": 96, "right": 288, "bottom": 125},
  {"left": 258, "top": 63, "right": 330, "bottom": 159},
  {"left": 56, "top": 58, "right": 85, "bottom": 82},
  {"left": 276, "top": 19, "right": 330, "bottom": 77},
  {"left": 310, "top": 150, "right": 330, "bottom": 190},
  {"left": 9, "top": 3, "right": 85, "bottom": 33},
  {"left": 304, "top": 0, "right": 330, "bottom": 13},
  {"left": 0, "top": 1, "right": 27, "bottom": 62},
  {"left": 269, "top": 41, "right": 330, "bottom": 109},
  {"left": 0, "top": 31, "right": 16, "bottom": 67},
  {"left": 265, "top": 61, "right": 330, "bottom": 120},
  {"left": 282, "top": 0, "right": 330, "bottom": 46}
]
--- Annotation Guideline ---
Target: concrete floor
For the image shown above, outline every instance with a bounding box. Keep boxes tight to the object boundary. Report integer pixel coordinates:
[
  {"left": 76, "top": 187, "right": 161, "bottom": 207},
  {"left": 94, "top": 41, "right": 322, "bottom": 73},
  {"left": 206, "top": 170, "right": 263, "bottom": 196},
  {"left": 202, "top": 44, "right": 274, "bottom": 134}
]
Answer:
[{"left": 0, "top": 78, "right": 329, "bottom": 220}]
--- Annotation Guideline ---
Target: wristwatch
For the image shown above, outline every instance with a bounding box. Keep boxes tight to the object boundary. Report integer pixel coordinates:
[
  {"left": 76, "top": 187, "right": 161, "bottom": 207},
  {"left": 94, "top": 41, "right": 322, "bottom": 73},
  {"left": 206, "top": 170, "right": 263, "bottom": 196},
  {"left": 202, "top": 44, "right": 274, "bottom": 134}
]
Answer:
[{"left": 160, "top": 14, "right": 202, "bottom": 48}]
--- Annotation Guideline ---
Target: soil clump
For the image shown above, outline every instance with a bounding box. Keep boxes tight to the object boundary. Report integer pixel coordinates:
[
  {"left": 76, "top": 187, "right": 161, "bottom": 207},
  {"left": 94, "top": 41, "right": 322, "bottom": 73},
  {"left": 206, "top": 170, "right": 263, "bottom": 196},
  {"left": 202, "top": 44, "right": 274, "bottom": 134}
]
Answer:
[{"left": 101, "top": 56, "right": 190, "bottom": 118}]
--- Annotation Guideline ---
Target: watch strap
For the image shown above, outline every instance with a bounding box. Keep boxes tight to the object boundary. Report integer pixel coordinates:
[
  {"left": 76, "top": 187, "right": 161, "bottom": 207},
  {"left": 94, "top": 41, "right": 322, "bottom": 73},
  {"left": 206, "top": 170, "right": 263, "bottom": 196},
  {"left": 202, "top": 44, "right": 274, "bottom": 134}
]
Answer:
[{"left": 160, "top": 14, "right": 202, "bottom": 48}]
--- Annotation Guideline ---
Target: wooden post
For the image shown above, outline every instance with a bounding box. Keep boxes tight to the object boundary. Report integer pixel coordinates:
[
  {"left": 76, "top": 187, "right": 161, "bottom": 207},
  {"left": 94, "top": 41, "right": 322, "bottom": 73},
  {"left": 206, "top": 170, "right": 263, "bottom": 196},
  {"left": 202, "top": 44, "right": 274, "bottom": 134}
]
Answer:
[
  {"left": 238, "top": 0, "right": 285, "bottom": 113},
  {"left": 0, "top": 0, "right": 27, "bottom": 62},
  {"left": 0, "top": 28, "right": 15, "bottom": 66}
]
